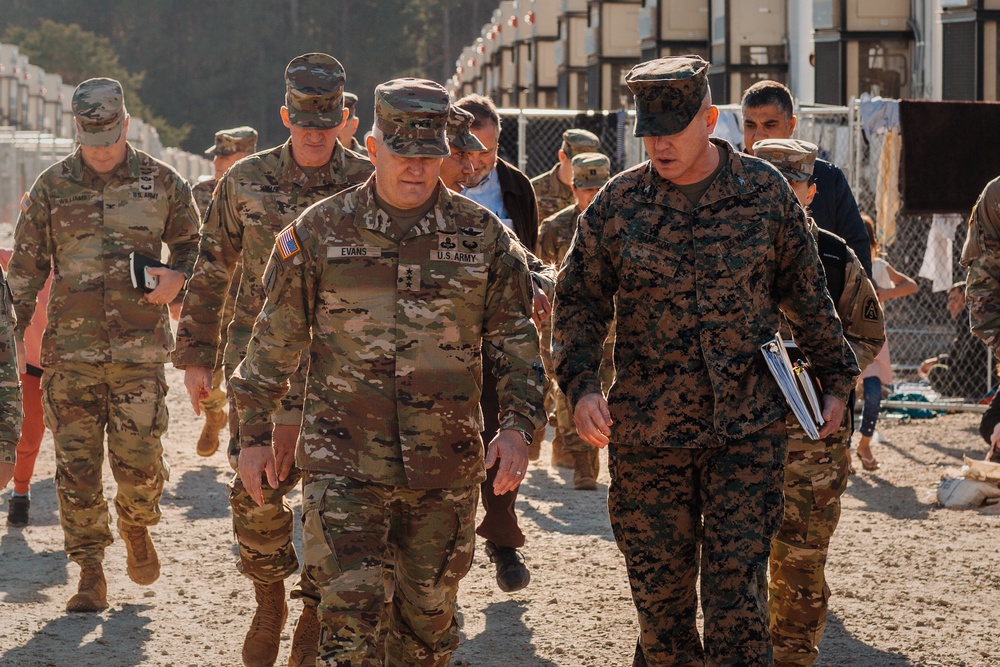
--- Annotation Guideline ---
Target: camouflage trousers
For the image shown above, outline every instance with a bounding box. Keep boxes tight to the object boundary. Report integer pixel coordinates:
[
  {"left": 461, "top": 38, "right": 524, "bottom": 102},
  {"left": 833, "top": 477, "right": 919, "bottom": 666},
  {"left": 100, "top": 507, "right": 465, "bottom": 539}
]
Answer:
[
  {"left": 225, "top": 387, "right": 303, "bottom": 589},
  {"left": 769, "top": 419, "right": 851, "bottom": 667},
  {"left": 198, "top": 366, "right": 227, "bottom": 414},
  {"left": 608, "top": 419, "right": 787, "bottom": 667},
  {"left": 41, "top": 362, "right": 169, "bottom": 566},
  {"left": 301, "top": 472, "right": 478, "bottom": 667}
]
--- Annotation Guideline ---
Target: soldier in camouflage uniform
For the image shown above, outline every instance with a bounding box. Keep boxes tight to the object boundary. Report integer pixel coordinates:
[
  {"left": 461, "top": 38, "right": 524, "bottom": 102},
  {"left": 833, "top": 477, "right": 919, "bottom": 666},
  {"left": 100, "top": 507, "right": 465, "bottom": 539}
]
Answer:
[
  {"left": 230, "top": 77, "right": 545, "bottom": 667},
  {"left": 8, "top": 77, "right": 200, "bottom": 612},
  {"left": 0, "top": 268, "right": 23, "bottom": 492},
  {"left": 187, "top": 126, "right": 258, "bottom": 458},
  {"left": 531, "top": 128, "right": 601, "bottom": 224},
  {"left": 962, "top": 175, "right": 1000, "bottom": 352},
  {"left": 537, "top": 152, "right": 614, "bottom": 489},
  {"left": 755, "top": 139, "right": 885, "bottom": 667},
  {"left": 552, "top": 57, "right": 859, "bottom": 666},
  {"left": 174, "top": 54, "right": 372, "bottom": 667},
  {"left": 338, "top": 92, "right": 367, "bottom": 156}
]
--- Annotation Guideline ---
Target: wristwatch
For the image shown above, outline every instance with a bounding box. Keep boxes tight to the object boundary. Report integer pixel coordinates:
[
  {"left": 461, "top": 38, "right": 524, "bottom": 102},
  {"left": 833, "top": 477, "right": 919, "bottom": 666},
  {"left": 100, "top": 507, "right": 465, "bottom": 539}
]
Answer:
[{"left": 513, "top": 428, "right": 532, "bottom": 446}]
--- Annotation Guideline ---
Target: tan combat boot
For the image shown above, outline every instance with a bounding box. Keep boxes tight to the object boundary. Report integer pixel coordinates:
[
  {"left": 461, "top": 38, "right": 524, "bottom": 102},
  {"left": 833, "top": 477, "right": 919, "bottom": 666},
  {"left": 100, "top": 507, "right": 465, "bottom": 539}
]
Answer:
[
  {"left": 66, "top": 563, "right": 109, "bottom": 612},
  {"left": 572, "top": 449, "right": 599, "bottom": 491},
  {"left": 551, "top": 437, "right": 574, "bottom": 469},
  {"left": 117, "top": 519, "right": 160, "bottom": 585},
  {"left": 197, "top": 408, "right": 228, "bottom": 457},
  {"left": 287, "top": 602, "right": 319, "bottom": 666},
  {"left": 243, "top": 581, "right": 288, "bottom": 667}
]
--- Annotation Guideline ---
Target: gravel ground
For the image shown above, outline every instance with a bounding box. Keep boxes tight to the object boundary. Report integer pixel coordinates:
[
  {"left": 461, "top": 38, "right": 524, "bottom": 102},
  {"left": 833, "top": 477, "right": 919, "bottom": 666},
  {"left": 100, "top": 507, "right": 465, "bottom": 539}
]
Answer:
[{"left": 1, "top": 366, "right": 999, "bottom": 666}]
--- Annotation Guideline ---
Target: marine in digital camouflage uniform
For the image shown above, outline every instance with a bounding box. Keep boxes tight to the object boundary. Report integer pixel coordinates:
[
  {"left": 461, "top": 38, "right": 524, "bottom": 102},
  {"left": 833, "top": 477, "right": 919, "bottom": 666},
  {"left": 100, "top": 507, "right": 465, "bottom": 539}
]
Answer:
[
  {"left": 174, "top": 54, "right": 372, "bottom": 667},
  {"left": 188, "top": 126, "right": 259, "bottom": 457},
  {"left": 230, "top": 77, "right": 545, "bottom": 667},
  {"left": 8, "top": 77, "right": 200, "bottom": 612},
  {"left": 552, "top": 57, "right": 859, "bottom": 666},
  {"left": 537, "top": 152, "right": 615, "bottom": 489},
  {"left": 530, "top": 128, "right": 601, "bottom": 224},
  {"left": 0, "top": 268, "right": 23, "bottom": 490},
  {"left": 755, "top": 138, "right": 885, "bottom": 667}
]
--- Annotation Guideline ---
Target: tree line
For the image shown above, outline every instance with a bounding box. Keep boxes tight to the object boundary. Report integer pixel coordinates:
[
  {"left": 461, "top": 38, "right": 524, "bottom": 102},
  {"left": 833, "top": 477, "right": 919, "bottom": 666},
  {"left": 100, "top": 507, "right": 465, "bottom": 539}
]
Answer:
[{"left": 1, "top": 0, "right": 494, "bottom": 153}]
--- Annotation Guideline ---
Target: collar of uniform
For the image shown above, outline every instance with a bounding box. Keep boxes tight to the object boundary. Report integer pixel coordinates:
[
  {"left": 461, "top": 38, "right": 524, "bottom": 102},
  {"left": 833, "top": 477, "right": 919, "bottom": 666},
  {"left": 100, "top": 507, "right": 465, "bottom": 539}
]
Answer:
[
  {"left": 276, "top": 138, "right": 346, "bottom": 185},
  {"left": 354, "top": 177, "right": 457, "bottom": 237},
  {"left": 636, "top": 138, "right": 756, "bottom": 212},
  {"left": 546, "top": 163, "right": 572, "bottom": 197},
  {"left": 68, "top": 142, "right": 141, "bottom": 185}
]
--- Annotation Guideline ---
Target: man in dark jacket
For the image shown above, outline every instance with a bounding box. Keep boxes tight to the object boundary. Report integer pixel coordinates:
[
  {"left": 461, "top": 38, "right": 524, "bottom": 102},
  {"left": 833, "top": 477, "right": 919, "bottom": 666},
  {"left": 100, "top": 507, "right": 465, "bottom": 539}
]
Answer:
[
  {"left": 455, "top": 94, "right": 539, "bottom": 593},
  {"left": 741, "top": 80, "right": 873, "bottom": 278}
]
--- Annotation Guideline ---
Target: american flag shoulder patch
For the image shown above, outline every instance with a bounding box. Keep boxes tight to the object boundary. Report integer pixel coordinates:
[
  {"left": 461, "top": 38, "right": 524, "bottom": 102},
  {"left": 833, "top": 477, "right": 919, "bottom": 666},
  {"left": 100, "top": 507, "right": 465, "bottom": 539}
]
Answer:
[
  {"left": 277, "top": 225, "right": 301, "bottom": 260},
  {"left": 19, "top": 192, "right": 32, "bottom": 214}
]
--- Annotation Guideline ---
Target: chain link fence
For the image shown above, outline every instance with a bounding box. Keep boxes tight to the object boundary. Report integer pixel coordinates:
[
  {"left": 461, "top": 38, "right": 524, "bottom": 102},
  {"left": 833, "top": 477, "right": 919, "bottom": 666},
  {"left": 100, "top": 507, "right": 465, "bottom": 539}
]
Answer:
[{"left": 498, "top": 103, "right": 994, "bottom": 404}]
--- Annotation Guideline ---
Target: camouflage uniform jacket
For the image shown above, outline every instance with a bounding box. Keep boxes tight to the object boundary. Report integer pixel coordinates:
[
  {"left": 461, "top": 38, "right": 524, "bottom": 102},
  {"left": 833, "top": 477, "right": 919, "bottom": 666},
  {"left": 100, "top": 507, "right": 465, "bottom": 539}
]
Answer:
[
  {"left": 530, "top": 164, "right": 574, "bottom": 224},
  {"left": 9, "top": 145, "right": 200, "bottom": 365},
  {"left": 0, "top": 269, "right": 21, "bottom": 463},
  {"left": 229, "top": 179, "right": 547, "bottom": 489},
  {"left": 174, "top": 139, "right": 373, "bottom": 374},
  {"left": 961, "top": 175, "right": 1000, "bottom": 354},
  {"left": 537, "top": 203, "right": 580, "bottom": 266},
  {"left": 553, "top": 140, "right": 859, "bottom": 448}
]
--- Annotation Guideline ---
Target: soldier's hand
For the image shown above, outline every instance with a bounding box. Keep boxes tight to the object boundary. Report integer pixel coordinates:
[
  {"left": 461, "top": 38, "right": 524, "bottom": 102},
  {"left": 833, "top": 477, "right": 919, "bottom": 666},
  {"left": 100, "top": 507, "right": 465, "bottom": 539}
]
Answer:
[
  {"left": 574, "top": 392, "right": 612, "bottom": 448},
  {"left": 531, "top": 288, "right": 551, "bottom": 329},
  {"left": 817, "top": 395, "right": 847, "bottom": 439},
  {"left": 272, "top": 424, "right": 300, "bottom": 483},
  {"left": 239, "top": 445, "right": 278, "bottom": 507},
  {"left": 183, "top": 366, "right": 214, "bottom": 415},
  {"left": 485, "top": 429, "right": 529, "bottom": 495},
  {"left": 14, "top": 337, "right": 26, "bottom": 376},
  {"left": 144, "top": 267, "right": 186, "bottom": 306},
  {"left": 0, "top": 462, "right": 13, "bottom": 490}
]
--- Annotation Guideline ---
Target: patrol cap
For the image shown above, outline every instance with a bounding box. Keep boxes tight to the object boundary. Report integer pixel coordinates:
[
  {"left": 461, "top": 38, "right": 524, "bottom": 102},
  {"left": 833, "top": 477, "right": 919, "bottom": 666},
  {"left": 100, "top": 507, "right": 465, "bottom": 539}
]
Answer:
[
  {"left": 562, "top": 128, "right": 600, "bottom": 158},
  {"left": 446, "top": 105, "right": 486, "bottom": 152},
  {"left": 284, "top": 53, "right": 346, "bottom": 129},
  {"left": 72, "top": 77, "right": 126, "bottom": 147},
  {"left": 625, "top": 56, "right": 709, "bottom": 137},
  {"left": 343, "top": 92, "right": 359, "bottom": 116},
  {"left": 571, "top": 152, "right": 611, "bottom": 189},
  {"left": 374, "top": 78, "right": 450, "bottom": 158},
  {"left": 752, "top": 138, "right": 818, "bottom": 182},
  {"left": 205, "top": 126, "right": 259, "bottom": 157}
]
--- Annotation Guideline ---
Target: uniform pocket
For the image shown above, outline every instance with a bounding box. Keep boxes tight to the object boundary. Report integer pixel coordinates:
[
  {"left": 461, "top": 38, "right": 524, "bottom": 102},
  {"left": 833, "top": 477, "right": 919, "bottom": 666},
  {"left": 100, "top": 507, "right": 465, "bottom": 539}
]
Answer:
[
  {"left": 39, "top": 370, "right": 60, "bottom": 432},
  {"left": 432, "top": 487, "right": 478, "bottom": 588}
]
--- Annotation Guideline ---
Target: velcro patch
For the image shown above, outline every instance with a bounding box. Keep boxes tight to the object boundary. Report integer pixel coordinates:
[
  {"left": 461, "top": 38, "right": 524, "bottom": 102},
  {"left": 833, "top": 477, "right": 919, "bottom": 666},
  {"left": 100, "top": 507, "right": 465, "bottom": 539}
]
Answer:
[
  {"left": 863, "top": 297, "right": 879, "bottom": 321},
  {"left": 432, "top": 250, "right": 483, "bottom": 264},
  {"left": 277, "top": 225, "right": 301, "bottom": 260},
  {"left": 19, "top": 192, "right": 32, "bottom": 214},
  {"left": 398, "top": 264, "right": 420, "bottom": 291},
  {"left": 328, "top": 246, "right": 382, "bottom": 258}
]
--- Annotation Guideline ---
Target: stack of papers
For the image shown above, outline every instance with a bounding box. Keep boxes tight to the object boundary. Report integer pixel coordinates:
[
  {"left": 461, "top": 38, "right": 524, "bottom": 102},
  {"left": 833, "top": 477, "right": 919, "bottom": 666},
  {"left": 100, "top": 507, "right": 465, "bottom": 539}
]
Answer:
[{"left": 761, "top": 332, "right": 824, "bottom": 440}]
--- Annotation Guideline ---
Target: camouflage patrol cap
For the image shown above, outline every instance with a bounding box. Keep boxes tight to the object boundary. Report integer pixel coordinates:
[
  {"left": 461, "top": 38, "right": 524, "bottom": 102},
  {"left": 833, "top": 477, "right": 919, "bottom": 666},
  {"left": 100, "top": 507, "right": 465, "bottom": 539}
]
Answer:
[
  {"left": 446, "top": 105, "right": 486, "bottom": 152},
  {"left": 374, "top": 78, "right": 450, "bottom": 158},
  {"left": 284, "top": 53, "right": 346, "bottom": 129},
  {"left": 562, "top": 128, "right": 600, "bottom": 158},
  {"left": 72, "top": 77, "right": 126, "bottom": 147},
  {"left": 571, "top": 152, "right": 611, "bottom": 189},
  {"left": 626, "top": 56, "right": 709, "bottom": 137},
  {"left": 752, "top": 138, "right": 818, "bottom": 182},
  {"left": 205, "top": 126, "right": 259, "bottom": 157},
  {"left": 343, "top": 92, "right": 359, "bottom": 116}
]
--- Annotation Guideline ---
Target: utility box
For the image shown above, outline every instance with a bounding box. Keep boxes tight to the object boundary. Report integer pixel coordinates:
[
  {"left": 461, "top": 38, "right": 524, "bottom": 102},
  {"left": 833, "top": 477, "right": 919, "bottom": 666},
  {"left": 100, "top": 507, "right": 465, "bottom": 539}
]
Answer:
[
  {"left": 639, "top": 0, "right": 709, "bottom": 61},
  {"left": 709, "top": 0, "right": 788, "bottom": 104}
]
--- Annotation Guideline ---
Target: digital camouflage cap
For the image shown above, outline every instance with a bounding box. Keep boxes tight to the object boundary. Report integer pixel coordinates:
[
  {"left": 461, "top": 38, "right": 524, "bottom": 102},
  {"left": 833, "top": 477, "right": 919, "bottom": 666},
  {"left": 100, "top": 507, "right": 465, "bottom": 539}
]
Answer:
[
  {"left": 284, "top": 53, "right": 346, "bottom": 129},
  {"left": 205, "top": 126, "right": 259, "bottom": 157},
  {"left": 72, "top": 78, "right": 126, "bottom": 147},
  {"left": 343, "top": 92, "right": 359, "bottom": 116},
  {"left": 626, "top": 56, "right": 709, "bottom": 137},
  {"left": 374, "top": 78, "right": 450, "bottom": 158},
  {"left": 446, "top": 105, "right": 486, "bottom": 152},
  {"left": 562, "top": 129, "right": 601, "bottom": 158},
  {"left": 571, "top": 152, "right": 611, "bottom": 189},
  {"left": 753, "top": 138, "right": 818, "bottom": 182}
]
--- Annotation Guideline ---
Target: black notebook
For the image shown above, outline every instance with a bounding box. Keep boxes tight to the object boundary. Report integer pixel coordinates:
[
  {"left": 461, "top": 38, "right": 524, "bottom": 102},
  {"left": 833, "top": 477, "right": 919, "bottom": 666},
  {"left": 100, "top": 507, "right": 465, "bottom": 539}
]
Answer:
[{"left": 129, "top": 252, "right": 167, "bottom": 293}]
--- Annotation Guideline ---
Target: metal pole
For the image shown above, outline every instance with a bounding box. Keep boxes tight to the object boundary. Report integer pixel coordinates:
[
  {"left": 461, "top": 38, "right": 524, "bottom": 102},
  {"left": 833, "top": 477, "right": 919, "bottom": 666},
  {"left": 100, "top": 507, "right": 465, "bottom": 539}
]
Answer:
[
  {"left": 880, "top": 400, "right": 989, "bottom": 413},
  {"left": 517, "top": 112, "right": 527, "bottom": 174}
]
